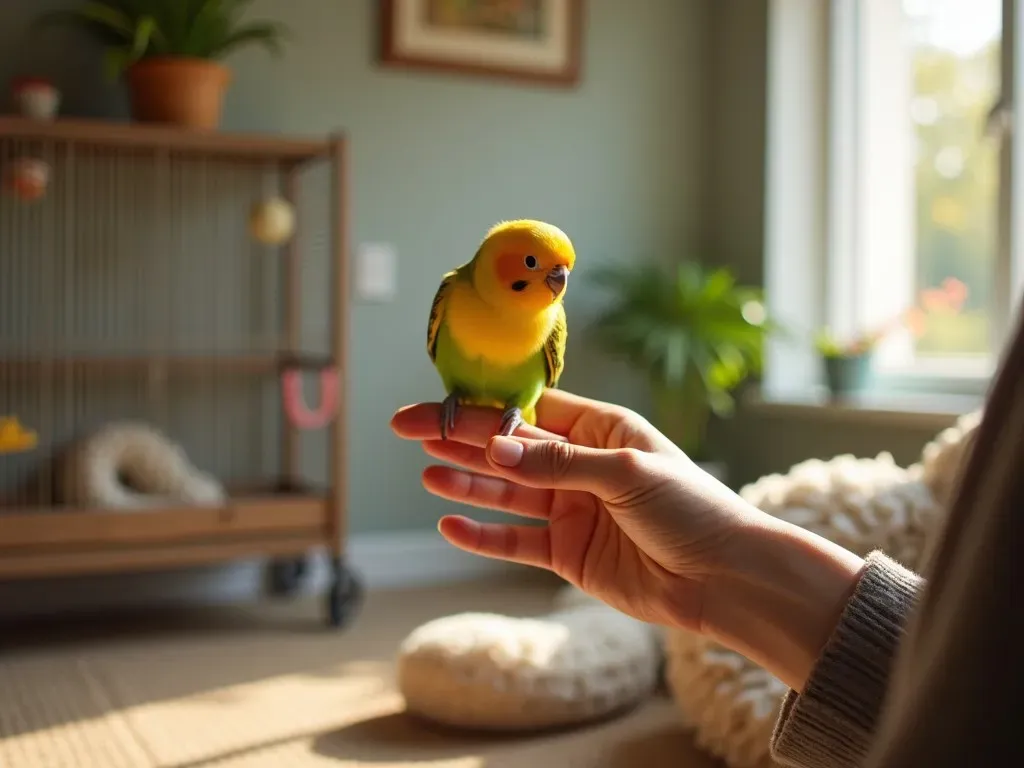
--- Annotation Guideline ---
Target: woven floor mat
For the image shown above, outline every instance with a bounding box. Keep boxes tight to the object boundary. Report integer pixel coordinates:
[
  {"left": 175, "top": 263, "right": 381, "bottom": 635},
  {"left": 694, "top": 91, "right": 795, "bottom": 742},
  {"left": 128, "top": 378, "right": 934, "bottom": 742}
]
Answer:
[
  {"left": 0, "top": 579, "right": 717, "bottom": 768},
  {"left": 0, "top": 653, "right": 153, "bottom": 767}
]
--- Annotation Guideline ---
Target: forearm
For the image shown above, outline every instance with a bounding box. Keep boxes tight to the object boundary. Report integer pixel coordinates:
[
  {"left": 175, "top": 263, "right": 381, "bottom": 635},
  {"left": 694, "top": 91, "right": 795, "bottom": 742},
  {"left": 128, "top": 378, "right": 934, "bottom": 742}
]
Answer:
[
  {"left": 702, "top": 516, "right": 867, "bottom": 692},
  {"left": 701, "top": 513, "right": 926, "bottom": 768}
]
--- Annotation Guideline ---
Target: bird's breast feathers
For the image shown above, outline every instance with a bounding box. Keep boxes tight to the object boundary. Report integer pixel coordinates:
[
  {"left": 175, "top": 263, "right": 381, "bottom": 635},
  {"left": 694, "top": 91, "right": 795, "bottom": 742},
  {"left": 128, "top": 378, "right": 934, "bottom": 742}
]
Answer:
[{"left": 444, "top": 280, "right": 559, "bottom": 365}]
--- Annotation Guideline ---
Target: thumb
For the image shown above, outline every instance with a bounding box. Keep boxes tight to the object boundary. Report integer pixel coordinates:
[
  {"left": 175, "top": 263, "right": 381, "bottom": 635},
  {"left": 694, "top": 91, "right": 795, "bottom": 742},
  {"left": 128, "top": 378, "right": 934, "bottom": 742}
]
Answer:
[{"left": 485, "top": 435, "right": 644, "bottom": 498}]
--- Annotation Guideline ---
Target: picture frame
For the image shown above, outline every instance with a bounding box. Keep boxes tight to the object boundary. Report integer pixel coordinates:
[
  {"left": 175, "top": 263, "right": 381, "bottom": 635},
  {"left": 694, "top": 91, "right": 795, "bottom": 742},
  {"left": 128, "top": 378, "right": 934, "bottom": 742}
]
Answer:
[{"left": 379, "top": 0, "right": 584, "bottom": 87}]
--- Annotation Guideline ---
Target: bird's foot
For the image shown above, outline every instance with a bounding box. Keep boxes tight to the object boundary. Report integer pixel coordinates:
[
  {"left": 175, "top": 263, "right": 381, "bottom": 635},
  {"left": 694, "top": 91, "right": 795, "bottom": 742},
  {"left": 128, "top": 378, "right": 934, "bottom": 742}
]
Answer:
[
  {"left": 497, "top": 407, "right": 523, "bottom": 437},
  {"left": 440, "top": 394, "right": 461, "bottom": 440}
]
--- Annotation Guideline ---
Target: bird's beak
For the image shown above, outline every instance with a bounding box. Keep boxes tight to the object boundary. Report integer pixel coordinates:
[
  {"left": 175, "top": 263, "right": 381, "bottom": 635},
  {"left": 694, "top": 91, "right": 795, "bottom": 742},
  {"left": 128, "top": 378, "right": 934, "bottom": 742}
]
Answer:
[{"left": 545, "top": 265, "right": 569, "bottom": 296}]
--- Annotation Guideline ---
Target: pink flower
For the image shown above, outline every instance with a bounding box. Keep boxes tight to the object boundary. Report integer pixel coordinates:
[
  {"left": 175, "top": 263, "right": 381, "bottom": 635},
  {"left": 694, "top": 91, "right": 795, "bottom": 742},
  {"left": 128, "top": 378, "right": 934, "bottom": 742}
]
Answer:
[
  {"left": 905, "top": 306, "right": 927, "bottom": 337},
  {"left": 941, "top": 277, "right": 968, "bottom": 312},
  {"left": 921, "top": 288, "right": 950, "bottom": 313}
]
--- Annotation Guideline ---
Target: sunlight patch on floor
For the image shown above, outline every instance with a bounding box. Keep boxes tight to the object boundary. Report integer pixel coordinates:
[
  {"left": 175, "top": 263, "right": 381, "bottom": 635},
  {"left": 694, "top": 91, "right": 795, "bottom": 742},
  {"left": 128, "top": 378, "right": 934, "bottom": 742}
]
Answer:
[{"left": 112, "top": 661, "right": 399, "bottom": 765}]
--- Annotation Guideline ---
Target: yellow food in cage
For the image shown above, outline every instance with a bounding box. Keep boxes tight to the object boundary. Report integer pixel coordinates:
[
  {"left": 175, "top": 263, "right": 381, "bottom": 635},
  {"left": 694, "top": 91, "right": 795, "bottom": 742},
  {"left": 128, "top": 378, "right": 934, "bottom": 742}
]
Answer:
[{"left": 0, "top": 417, "right": 37, "bottom": 454}]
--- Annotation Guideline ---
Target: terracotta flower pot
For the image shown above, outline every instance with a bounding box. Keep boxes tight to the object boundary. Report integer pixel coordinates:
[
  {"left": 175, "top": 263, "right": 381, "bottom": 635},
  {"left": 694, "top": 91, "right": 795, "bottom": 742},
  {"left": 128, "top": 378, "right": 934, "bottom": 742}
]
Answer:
[{"left": 126, "top": 57, "right": 232, "bottom": 129}]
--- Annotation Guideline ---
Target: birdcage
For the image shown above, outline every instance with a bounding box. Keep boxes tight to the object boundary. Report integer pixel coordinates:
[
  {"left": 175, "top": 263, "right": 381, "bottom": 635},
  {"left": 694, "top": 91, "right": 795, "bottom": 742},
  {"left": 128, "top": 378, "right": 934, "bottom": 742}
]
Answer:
[{"left": 0, "top": 116, "right": 361, "bottom": 628}]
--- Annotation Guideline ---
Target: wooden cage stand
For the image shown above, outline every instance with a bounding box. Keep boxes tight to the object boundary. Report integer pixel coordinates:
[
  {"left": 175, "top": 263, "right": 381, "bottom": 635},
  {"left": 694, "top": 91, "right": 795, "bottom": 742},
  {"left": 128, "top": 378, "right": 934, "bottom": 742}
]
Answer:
[{"left": 0, "top": 117, "right": 361, "bottom": 629}]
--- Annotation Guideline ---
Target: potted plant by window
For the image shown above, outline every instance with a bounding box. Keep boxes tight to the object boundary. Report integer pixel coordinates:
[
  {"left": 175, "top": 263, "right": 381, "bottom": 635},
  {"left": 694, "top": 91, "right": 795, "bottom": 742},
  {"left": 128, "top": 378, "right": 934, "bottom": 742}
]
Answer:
[
  {"left": 35, "top": 0, "right": 288, "bottom": 129},
  {"left": 812, "top": 328, "right": 882, "bottom": 397},
  {"left": 589, "top": 261, "right": 774, "bottom": 481},
  {"left": 814, "top": 277, "right": 968, "bottom": 398}
]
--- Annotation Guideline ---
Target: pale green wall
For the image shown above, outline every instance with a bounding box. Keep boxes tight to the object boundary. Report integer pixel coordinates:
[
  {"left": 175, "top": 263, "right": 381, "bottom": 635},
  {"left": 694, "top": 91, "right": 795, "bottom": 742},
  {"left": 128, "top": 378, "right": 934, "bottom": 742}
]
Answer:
[{"left": 0, "top": 0, "right": 709, "bottom": 534}]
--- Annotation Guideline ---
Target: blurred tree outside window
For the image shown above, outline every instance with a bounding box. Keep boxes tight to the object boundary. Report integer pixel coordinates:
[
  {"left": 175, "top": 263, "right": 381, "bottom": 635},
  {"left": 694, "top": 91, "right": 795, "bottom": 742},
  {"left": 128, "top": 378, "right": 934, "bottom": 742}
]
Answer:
[
  {"left": 904, "top": 0, "right": 1000, "bottom": 359},
  {"left": 822, "top": 0, "right": 1015, "bottom": 388}
]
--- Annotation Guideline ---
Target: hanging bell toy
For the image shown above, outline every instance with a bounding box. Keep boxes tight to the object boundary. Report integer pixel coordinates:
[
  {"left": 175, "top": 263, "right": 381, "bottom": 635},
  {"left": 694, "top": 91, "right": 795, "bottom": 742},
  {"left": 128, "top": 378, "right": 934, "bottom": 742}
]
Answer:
[{"left": 249, "top": 196, "right": 296, "bottom": 247}]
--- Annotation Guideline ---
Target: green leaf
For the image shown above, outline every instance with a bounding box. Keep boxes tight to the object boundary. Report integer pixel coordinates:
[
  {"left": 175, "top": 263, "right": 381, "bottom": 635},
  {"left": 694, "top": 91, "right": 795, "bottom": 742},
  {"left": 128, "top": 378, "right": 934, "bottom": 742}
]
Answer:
[
  {"left": 68, "top": 1, "right": 134, "bottom": 35},
  {"left": 103, "top": 46, "right": 134, "bottom": 79},
  {"left": 586, "top": 258, "right": 778, "bottom": 454},
  {"left": 707, "top": 389, "right": 736, "bottom": 418},
  {"left": 676, "top": 261, "right": 703, "bottom": 295},
  {"left": 220, "top": 0, "right": 259, "bottom": 25},
  {"left": 34, "top": 4, "right": 135, "bottom": 45},
  {"left": 211, "top": 21, "right": 288, "bottom": 58},
  {"left": 711, "top": 341, "right": 754, "bottom": 387},
  {"left": 132, "top": 15, "right": 157, "bottom": 57},
  {"left": 160, "top": 0, "right": 194, "bottom": 50},
  {"left": 663, "top": 330, "right": 690, "bottom": 387},
  {"left": 181, "top": 0, "right": 223, "bottom": 55},
  {"left": 79, "top": 0, "right": 135, "bottom": 29},
  {"left": 33, "top": 0, "right": 287, "bottom": 60},
  {"left": 700, "top": 268, "right": 736, "bottom": 302}
]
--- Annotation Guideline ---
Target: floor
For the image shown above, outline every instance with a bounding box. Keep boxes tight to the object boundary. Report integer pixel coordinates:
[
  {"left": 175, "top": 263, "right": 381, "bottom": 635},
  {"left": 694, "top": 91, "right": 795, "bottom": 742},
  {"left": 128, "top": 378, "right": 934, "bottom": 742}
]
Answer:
[{"left": 0, "top": 573, "right": 723, "bottom": 768}]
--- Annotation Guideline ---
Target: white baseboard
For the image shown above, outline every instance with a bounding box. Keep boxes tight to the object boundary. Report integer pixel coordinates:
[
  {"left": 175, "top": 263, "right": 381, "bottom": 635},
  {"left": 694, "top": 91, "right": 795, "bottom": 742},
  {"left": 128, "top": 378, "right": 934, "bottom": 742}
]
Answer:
[
  {"left": 348, "top": 528, "right": 516, "bottom": 589},
  {"left": 0, "top": 529, "right": 518, "bottom": 620}
]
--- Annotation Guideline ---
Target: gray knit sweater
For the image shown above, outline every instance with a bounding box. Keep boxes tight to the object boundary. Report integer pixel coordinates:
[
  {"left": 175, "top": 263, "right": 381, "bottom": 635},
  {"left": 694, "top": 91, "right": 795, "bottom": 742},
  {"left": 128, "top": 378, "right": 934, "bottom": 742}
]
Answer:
[{"left": 770, "top": 551, "right": 924, "bottom": 767}]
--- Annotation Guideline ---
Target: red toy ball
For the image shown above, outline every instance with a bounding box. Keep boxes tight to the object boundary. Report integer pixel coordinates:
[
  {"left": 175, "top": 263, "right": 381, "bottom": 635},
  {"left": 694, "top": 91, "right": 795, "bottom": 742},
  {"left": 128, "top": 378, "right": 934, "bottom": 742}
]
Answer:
[{"left": 3, "top": 158, "right": 50, "bottom": 201}]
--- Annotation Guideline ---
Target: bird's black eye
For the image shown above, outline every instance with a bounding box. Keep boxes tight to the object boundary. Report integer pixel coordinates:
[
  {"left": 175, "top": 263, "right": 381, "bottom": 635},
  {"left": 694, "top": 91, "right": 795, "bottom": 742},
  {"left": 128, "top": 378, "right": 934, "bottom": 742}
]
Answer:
[{"left": 524, "top": 255, "right": 538, "bottom": 269}]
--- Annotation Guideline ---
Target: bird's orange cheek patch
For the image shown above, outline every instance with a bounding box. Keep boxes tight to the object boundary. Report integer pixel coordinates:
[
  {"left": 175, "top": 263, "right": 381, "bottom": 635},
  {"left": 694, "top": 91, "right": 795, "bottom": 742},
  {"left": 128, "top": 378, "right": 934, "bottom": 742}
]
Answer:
[{"left": 496, "top": 252, "right": 526, "bottom": 284}]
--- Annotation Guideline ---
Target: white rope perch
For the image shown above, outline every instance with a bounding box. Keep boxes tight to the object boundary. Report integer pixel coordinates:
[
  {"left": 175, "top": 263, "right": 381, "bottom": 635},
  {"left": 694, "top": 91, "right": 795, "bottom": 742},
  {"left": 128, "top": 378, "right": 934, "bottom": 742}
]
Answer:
[{"left": 60, "top": 421, "right": 225, "bottom": 509}]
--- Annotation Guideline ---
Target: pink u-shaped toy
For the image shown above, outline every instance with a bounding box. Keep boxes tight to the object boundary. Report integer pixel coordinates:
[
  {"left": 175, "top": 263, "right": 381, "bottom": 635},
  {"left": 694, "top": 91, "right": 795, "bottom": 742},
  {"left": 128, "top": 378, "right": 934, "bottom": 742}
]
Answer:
[{"left": 281, "top": 368, "right": 339, "bottom": 430}]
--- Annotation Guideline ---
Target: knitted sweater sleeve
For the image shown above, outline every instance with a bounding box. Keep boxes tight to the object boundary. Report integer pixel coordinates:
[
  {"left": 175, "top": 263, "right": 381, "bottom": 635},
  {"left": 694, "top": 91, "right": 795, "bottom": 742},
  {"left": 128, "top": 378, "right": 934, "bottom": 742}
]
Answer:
[{"left": 769, "top": 550, "right": 925, "bottom": 768}]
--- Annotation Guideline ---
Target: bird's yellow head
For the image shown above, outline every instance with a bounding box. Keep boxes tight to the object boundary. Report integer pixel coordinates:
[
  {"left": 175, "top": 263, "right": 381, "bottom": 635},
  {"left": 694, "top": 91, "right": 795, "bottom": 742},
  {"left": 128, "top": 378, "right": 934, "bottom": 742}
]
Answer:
[{"left": 471, "top": 219, "right": 576, "bottom": 313}]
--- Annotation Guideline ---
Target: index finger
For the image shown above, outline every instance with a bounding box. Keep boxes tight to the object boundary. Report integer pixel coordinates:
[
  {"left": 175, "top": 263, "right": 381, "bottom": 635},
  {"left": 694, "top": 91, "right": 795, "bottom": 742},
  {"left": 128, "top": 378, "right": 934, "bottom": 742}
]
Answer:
[
  {"left": 390, "top": 402, "right": 565, "bottom": 447},
  {"left": 534, "top": 388, "right": 626, "bottom": 436}
]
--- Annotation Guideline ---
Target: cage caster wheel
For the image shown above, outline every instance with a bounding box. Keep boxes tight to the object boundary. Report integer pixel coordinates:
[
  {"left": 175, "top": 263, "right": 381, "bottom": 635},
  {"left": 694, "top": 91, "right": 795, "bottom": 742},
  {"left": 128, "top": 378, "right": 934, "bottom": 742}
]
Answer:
[
  {"left": 268, "top": 556, "right": 309, "bottom": 597},
  {"left": 327, "top": 559, "right": 363, "bottom": 629}
]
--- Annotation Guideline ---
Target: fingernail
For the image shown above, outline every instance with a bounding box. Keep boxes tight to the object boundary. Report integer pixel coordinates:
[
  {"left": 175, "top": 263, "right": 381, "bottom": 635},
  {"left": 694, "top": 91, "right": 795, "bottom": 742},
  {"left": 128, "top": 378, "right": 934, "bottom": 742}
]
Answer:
[{"left": 489, "top": 436, "right": 524, "bottom": 467}]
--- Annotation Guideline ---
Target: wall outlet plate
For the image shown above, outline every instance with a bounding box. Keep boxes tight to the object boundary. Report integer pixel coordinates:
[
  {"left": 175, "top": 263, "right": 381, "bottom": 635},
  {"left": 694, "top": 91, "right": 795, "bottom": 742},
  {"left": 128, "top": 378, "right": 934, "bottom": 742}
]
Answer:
[{"left": 355, "top": 242, "right": 397, "bottom": 302}]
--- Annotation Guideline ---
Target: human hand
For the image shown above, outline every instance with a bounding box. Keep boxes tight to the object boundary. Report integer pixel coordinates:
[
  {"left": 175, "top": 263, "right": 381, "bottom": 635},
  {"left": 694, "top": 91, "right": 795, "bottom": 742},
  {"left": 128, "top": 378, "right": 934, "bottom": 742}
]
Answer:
[{"left": 389, "top": 389, "right": 761, "bottom": 632}]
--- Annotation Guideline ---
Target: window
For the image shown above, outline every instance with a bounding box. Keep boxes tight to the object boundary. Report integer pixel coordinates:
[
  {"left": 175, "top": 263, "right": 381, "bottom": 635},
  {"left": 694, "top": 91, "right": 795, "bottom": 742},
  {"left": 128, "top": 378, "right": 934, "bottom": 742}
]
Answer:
[{"left": 764, "top": 0, "right": 1024, "bottom": 401}]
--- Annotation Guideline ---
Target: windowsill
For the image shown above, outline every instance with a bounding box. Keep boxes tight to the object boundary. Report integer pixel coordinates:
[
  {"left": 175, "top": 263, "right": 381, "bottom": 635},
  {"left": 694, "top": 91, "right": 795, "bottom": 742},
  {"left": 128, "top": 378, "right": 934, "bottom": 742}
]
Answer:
[{"left": 745, "top": 386, "right": 982, "bottom": 429}]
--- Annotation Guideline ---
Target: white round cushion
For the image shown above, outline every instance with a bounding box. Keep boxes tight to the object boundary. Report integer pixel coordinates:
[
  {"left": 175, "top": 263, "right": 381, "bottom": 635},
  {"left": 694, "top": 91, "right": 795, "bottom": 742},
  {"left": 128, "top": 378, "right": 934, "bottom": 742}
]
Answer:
[
  {"left": 60, "top": 421, "right": 225, "bottom": 509},
  {"left": 397, "top": 602, "right": 660, "bottom": 730}
]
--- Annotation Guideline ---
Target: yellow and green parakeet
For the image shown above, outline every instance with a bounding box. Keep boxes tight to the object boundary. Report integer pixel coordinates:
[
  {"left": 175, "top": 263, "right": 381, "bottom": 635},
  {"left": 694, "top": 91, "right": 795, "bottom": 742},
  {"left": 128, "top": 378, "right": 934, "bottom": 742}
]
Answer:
[{"left": 427, "top": 219, "right": 575, "bottom": 439}]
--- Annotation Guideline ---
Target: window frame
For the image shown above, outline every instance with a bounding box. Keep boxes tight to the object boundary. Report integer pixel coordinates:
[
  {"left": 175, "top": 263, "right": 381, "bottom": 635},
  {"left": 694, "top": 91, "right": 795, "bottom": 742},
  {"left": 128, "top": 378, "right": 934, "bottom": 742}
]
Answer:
[{"left": 762, "top": 0, "right": 1023, "bottom": 404}]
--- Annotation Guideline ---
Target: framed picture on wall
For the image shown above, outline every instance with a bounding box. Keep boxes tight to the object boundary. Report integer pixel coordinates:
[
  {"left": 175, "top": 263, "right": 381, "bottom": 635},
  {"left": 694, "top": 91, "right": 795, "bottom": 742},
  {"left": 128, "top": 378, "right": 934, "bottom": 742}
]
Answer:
[{"left": 380, "top": 0, "right": 584, "bottom": 87}]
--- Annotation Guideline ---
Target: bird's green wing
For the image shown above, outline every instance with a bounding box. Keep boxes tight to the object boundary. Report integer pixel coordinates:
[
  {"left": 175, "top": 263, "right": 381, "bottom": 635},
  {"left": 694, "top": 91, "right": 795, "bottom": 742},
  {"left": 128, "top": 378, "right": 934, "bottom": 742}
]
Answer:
[
  {"left": 543, "top": 303, "right": 568, "bottom": 388},
  {"left": 427, "top": 270, "right": 459, "bottom": 362}
]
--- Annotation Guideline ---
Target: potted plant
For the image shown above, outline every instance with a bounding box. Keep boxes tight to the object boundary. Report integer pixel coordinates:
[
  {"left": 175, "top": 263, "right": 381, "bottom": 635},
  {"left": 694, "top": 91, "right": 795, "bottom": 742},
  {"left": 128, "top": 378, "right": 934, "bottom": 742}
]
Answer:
[
  {"left": 814, "top": 277, "right": 969, "bottom": 397},
  {"left": 813, "top": 327, "right": 885, "bottom": 397},
  {"left": 35, "top": 0, "right": 288, "bottom": 129},
  {"left": 589, "top": 261, "right": 774, "bottom": 478}
]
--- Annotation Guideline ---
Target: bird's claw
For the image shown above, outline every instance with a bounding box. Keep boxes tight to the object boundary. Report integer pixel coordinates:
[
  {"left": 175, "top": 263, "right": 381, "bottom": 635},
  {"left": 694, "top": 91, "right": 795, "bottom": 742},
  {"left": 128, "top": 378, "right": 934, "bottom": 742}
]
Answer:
[
  {"left": 498, "top": 407, "right": 523, "bottom": 437},
  {"left": 440, "top": 394, "right": 460, "bottom": 440}
]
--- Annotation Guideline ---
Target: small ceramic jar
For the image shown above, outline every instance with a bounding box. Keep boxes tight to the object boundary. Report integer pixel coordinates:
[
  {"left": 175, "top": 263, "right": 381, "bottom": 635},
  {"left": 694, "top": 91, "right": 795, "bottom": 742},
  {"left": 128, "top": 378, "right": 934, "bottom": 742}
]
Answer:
[{"left": 11, "top": 77, "right": 61, "bottom": 120}]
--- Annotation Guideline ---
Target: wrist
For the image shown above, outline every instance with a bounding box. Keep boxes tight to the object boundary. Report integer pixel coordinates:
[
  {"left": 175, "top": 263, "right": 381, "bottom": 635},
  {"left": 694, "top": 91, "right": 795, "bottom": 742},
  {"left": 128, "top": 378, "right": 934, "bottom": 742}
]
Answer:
[{"left": 702, "top": 514, "right": 866, "bottom": 692}]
